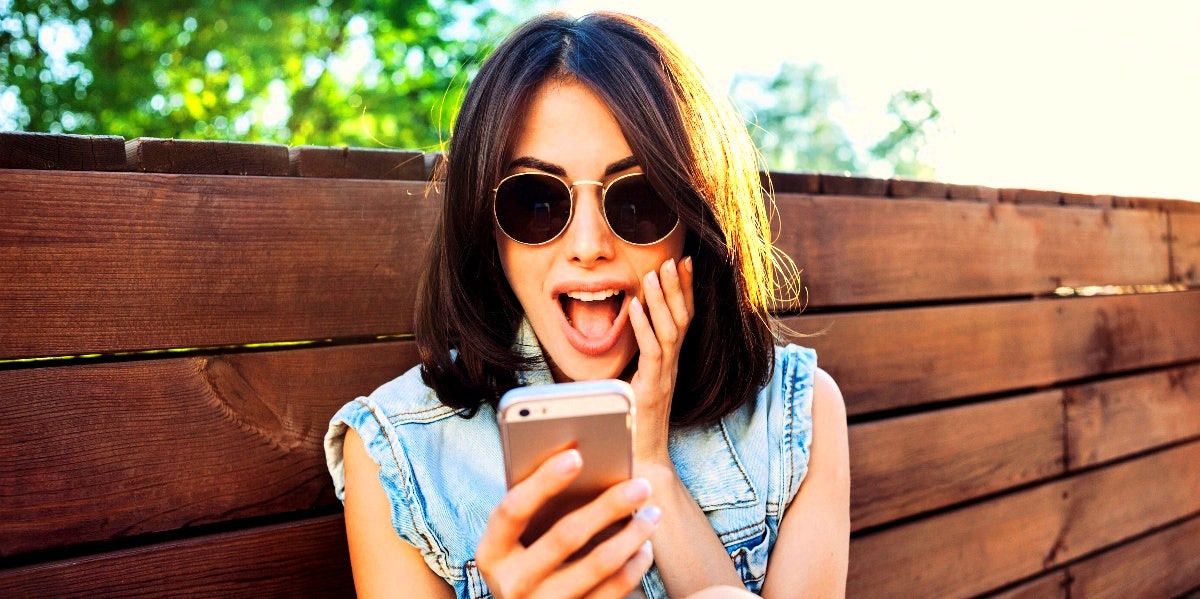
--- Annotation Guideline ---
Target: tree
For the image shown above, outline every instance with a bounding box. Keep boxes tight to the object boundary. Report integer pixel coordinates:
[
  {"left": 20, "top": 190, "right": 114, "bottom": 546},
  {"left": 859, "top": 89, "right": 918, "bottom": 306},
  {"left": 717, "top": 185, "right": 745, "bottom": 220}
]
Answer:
[
  {"left": 730, "top": 61, "right": 941, "bottom": 178},
  {"left": 0, "top": 0, "right": 545, "bottom": 148},
  {"left": 731, "top": 63, "right": 861, "bottom": 174},
  {"left": 868, "top": 88, "right": 940, "bottom": 179}
]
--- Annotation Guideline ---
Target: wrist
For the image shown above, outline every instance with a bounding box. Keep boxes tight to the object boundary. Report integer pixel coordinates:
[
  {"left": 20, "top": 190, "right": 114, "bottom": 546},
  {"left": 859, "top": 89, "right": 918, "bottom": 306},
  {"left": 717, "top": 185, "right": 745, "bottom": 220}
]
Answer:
[{"left": 633, "top": 459, "right": 680, "bottom": 490}]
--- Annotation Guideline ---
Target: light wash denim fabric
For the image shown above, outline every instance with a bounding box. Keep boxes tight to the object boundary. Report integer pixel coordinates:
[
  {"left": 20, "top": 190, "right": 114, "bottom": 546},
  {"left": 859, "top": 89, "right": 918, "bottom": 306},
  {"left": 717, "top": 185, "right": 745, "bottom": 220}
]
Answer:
[{"left": 325, "top": 321, "right": 816, "bottom": 598}]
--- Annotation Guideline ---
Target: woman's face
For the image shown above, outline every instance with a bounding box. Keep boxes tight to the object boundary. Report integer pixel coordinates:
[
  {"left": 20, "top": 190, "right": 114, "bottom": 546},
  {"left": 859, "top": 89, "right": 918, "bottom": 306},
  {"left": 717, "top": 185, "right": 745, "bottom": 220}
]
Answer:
[{"left": 497, "top": 79, "right": 686, "bottom": 382}]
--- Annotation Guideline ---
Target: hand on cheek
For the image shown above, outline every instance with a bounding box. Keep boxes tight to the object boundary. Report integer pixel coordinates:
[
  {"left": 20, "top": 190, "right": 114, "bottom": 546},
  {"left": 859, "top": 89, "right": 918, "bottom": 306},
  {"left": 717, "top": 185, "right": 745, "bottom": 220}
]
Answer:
[{"left": 628, "top": 256, "right": 695, "bottom": 465}]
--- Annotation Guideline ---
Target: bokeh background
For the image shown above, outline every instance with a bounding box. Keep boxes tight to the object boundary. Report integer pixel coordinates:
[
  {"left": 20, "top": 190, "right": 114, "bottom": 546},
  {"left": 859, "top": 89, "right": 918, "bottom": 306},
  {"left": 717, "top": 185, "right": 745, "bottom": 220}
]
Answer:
[{"left": 2, "top": 0, "right": 1196, "bottom": 199}]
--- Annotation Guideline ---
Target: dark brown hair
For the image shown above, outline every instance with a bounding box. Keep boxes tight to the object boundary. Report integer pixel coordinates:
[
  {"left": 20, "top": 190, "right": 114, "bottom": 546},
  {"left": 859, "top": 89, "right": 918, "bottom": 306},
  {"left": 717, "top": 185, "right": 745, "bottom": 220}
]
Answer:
[{"left": 416, "top": 12, "right": 789, "bottom": 427}]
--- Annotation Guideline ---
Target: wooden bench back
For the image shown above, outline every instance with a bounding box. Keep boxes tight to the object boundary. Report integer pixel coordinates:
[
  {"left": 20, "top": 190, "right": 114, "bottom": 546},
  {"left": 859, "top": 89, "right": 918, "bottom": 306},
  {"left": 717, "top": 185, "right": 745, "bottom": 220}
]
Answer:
[{"left": 2, "top": 132, "right": 1199, "bottom": 597}]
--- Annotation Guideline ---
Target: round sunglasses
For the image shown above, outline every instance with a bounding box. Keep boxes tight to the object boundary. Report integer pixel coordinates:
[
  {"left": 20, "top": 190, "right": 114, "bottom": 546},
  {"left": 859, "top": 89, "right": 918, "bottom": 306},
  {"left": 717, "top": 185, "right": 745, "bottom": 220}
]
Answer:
[{"left": 492, "top": 171, "right": 680, "bottom": 246}]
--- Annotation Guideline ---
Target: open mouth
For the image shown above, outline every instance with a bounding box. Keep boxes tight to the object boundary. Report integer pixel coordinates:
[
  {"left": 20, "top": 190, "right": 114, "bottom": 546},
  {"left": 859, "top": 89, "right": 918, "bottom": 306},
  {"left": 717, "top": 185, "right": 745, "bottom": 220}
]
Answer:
[{"left": 558, "top": 289, "right": 627, "bottom": 339}]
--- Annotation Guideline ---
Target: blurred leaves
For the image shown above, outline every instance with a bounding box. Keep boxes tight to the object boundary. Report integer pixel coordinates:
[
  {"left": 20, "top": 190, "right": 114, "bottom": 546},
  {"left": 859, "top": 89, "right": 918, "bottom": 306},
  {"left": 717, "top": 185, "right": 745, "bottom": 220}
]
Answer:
[
  {"left": 0, "top": 0, "right": 545, "bottom": 148},
  {"left": 732, "top": 62, "right": 941, "bottom": 179}
]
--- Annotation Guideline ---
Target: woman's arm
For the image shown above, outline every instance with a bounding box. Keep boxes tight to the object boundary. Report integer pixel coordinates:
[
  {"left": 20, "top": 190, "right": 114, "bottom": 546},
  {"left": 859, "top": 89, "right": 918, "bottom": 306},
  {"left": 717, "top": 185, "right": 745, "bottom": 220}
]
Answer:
[
  {"left": 342, "top": 427, "right": 457, "bottom": 598},
  {"left": 627, "top": 257, "right": 745, "bottom": 594},
  {"left": 760, "top": 368, "right": 851, "bottom": 598}
]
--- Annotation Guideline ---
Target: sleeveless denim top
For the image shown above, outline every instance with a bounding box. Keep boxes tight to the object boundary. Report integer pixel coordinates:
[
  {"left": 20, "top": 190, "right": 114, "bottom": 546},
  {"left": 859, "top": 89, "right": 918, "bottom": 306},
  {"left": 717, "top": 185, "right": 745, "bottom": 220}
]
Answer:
[{"left": 325, "top": 322, "right": 816, "bottom": 598}]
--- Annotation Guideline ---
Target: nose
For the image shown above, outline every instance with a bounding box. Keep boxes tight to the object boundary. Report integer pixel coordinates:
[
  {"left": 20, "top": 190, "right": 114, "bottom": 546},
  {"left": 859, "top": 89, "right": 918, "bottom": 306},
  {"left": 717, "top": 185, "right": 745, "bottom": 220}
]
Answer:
[{"left": 563, "top": 184, "right": 615, "bottom": 266}]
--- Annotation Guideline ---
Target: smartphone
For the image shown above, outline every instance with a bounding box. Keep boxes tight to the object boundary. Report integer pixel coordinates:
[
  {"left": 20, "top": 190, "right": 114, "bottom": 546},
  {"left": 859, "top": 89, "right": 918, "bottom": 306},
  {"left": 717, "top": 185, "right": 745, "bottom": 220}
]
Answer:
[{"left": 498, "top": 379, "right": 635, "bottom": 554}]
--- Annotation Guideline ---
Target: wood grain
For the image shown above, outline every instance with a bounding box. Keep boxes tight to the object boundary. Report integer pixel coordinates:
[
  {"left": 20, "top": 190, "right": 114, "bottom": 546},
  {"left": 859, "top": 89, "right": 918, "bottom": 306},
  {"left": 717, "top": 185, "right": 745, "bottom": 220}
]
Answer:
[
  {"left": 763, "top": 171, "right": 820, "bottom": 194},
  {"left": 0, "top": 341, "right": 415, "bottom": 557},
  {"left": 0, "top": 515, "right": 353, "bottom": 598},
  {"left": 1066, "top": 364, "right": 1200, "bottom": 469},
  {"left": 776, "top": 193, "right": 1171, "bottom": 307},
  {"left": 999, "top": 188, "right": 1062, "bottom": 206},
  {"left": 886, "top": 178, "right": 947, "bottom": 199},
  {"left": 848, "top": 475, "right": 1066, "bottom": 598},
  {"left": 819, "top": 174, "right": 888, "bottom": 196},
  {"left": 289, "top": 145, "right": 426, "bottom": 180},
  {"left": 849, "top": 391, "right": 1064, "bottom": 531},
  {"left": 1172, "top": 212, "right": 1200, "bottom": 285},
  {"left": 985, "top": 571, "right": 1069, "bottom": 599},
  {"left": 0, "top": 132, "right": 127, "bottom": 171},
  {"left": 847, "top": 441, "right": 1200, "bottom": 598},
  {"left": 1067, "top": 515, "right": 1200, "bottom": 599},
  {"left": 946, "top": 183, "right": 1000, "bottom": 202},
  {"left": 126, "top": 138, "right": 289, "bottom": 176},
  {"left": 0, "top": 170, "right": 436, "bottom": 360},
  {"left": 788, "top": 291, "right": 1200, "bottom": 415}
]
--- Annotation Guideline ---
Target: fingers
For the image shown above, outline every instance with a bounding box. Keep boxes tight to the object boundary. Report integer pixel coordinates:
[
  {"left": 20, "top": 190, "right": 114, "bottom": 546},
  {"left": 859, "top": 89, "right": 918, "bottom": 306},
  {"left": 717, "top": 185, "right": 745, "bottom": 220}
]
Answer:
[
  {"left": 524, "top": 477, "right": 653, "bottom": 568},
  {"left": 548, "top": 508, "right": 660, "bottom": 598},
  {"left": 631, "top": 257, "right": 694, "bottom": 361},
  {"left": 477, "top": 449, "right": 583, "bottom": 565}
]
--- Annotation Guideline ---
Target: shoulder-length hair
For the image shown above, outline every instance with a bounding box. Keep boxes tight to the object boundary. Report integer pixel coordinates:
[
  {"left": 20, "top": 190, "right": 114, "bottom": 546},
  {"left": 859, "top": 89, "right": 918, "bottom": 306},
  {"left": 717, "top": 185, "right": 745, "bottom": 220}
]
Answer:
[{"left": 416, "top": 11, "right": 789, "bottom": 427}]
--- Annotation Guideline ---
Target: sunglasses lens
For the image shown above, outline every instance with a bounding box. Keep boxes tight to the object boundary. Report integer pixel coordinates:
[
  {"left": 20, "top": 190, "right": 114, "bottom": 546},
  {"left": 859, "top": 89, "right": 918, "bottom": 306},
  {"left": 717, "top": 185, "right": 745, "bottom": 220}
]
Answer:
[
  {"left": 605, "top": 175, "right": 678, "bottom": 244},
  {"left": 495, "top": 173, "right": 572, "bottom": 244}
]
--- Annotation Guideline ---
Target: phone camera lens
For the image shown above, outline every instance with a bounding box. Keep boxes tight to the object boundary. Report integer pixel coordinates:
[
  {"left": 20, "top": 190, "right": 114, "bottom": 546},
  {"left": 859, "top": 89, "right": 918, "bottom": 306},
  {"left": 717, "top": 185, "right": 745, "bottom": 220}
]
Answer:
[{"left": 518, "top": 408, "right": 530, "bottom": 417}]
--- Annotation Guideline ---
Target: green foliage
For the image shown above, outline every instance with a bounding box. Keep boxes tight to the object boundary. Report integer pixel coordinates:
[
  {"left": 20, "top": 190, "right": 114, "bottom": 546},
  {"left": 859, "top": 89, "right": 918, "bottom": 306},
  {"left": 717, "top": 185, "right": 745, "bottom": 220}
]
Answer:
[
  {"left": 869, "top": 88, "right": 940, "bottom": 178},
  {"left": 731, "top": 62, "right": 941, "bottom": 178},
  {"left": 0, "top": 0, "right": 544, "bottom": 148},
  {"left": 732, "top": 63, "right": 861, "bottom": 174}
]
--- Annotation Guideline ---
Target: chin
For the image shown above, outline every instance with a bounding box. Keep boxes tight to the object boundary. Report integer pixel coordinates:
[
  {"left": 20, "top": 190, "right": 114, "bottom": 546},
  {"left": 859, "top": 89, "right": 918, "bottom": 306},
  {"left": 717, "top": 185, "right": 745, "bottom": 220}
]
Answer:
[{"left": 549, "top": 340, "right": 635, "bottom": 382}]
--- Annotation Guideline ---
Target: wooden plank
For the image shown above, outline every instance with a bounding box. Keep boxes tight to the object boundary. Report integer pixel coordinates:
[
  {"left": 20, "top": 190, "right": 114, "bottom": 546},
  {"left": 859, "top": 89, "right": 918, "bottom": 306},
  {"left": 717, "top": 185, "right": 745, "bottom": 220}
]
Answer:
[
  {"left": 1057, "top": 442, "right": 1200, "bottom": 565},
  {"left": 848, "top": 475, "right": 1065, "bottom": 598},
  {"left": 1172, "top": 212, "right": 1200, "bottom": 285},
  {"left": 0, "top": 132, "right": 127, "bottom": 171},
  {"left": 789, "top": 291, "right": 1200, "bottom": 415},
  {"left": 0, "top": 341, "right": 415, "bottom": 557},
  {"left": 1000, "top": 188, "right": 1062, "bottom": 205},
  {"left": 1067, "top": 515, "right": 1200, "bottom": 599},
  {"left": 1066, "top": 364, "right": 1200, "bottom": 469},
  {"left": 126, "top": 138, "right": 289, "bottom": 176},
  {"left": 289, "top": 145, "right": 426, "bottom": 180},
  {"left": 947, "top": 182, "right": 1000, "bottom": 202},
  {"left": 763, "top": 171, "right": 820, "bottom": 194},
  {"left": 887, "top": 178, "right": 947, "bottom": 199},
  {"left": 1060, "top": 193, "right": 1113, "bottom": 209},
  {"left": 847, "top": 441, "right": 1200, "bottom": 598},
  {"left": 985, "top": 571, "right": 1069, "bottom": 599},
  {"left": 819, "top": 173, "right": 888, "bottom": 196},
  {"left": 0, "top": 170, "right": 436, "bottom": 360},
  {"left": 0, "top": 515, "right": 353, "bottom": 598},
  {"left": 776, "top": 194, "right": 1171, "bottom": 307},
  {"left": 850, "top": 391, "right": 1064, "bottom": 531}
]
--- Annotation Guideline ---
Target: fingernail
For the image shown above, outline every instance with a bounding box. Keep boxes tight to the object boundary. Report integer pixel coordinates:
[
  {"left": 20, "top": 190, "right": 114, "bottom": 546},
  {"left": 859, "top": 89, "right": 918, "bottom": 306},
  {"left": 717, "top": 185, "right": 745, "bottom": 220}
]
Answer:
[
  {"left": 630, "top": 296, "right": 642, "bottom": 312},
  {"left": 557, "top": 449, "right": 582, "bottom": 474},
  {"left": 663, "top": 258, "right": 677, "bottom": 277},
  {"left": 683, "top": 256, "right": 693, "bottom": 273},
  {"left": 625, "top": 477, "right": 651, "bottom": 502},
  {"left": 637, "top": 505, "right": 662, "bottom": 525},
  {"left": 640, "top": 540, "right": 653, "bottom": 557},
  {"left": 645, "top": 270, "right": 659, "bottom": 289}
]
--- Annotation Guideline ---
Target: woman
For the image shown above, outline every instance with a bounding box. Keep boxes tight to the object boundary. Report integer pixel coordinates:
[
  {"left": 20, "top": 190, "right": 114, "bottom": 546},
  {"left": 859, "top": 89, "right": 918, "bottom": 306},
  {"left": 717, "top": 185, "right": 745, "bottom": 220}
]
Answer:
[{"left": 325, "top": 11, "right": 849, "bottom": 599}]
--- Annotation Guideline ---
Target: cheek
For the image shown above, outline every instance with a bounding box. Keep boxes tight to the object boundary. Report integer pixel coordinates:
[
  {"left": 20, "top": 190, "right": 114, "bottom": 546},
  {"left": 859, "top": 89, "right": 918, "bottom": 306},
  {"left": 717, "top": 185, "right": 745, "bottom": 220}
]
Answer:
[{"left": 495, "top": 237, "right": 546, "bottom": 304}]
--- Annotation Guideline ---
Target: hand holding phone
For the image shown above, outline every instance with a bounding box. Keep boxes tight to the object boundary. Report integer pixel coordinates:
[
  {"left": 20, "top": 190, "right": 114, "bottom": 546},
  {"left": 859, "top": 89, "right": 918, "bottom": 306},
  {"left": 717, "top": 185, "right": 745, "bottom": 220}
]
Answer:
[{"left": 498, "top": 379, "right": 635, "bottom": 553}]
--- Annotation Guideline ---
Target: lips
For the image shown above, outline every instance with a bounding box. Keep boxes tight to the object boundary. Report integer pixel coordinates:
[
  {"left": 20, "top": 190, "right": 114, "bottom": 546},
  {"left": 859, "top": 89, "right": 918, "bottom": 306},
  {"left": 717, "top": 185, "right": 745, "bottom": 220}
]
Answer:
[{"left": 552, "top": 282, "right": 632, "bottom": 356}]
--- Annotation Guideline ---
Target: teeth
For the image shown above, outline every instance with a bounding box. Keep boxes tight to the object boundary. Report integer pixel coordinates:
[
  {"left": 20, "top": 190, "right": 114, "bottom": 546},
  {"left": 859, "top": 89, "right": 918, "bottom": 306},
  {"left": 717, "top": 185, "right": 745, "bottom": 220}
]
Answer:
[{"left": 565, "top": 289, "right": 620, "bottom": 302}]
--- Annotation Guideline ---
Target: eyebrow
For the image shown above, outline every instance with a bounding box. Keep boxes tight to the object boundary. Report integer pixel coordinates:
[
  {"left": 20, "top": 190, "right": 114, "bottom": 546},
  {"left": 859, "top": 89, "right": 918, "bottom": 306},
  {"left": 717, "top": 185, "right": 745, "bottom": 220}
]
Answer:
[{"left": 507, "top": 155, "right": 639, "bottom": 178}]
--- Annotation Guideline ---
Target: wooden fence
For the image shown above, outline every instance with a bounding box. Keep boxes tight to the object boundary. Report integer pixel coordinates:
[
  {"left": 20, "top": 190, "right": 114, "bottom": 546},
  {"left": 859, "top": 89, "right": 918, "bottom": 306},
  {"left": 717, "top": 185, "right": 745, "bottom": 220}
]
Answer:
[{"left": 1, "top": 132, "right": 1198, "bottom": 597}]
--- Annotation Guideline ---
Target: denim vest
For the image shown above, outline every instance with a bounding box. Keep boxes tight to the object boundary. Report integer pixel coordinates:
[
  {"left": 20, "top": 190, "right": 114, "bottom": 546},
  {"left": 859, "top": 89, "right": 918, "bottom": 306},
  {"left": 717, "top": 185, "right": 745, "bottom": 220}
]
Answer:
[{"left": 325, "top": 323, "right": 816, "bottom": 598}]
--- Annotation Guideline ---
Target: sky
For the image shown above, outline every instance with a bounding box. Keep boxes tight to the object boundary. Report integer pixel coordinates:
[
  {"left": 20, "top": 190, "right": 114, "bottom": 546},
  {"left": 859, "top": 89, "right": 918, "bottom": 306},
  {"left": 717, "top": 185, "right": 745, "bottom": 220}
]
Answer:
[{"left": 551, "top": 0, "right": 1199, "bottom": 201}]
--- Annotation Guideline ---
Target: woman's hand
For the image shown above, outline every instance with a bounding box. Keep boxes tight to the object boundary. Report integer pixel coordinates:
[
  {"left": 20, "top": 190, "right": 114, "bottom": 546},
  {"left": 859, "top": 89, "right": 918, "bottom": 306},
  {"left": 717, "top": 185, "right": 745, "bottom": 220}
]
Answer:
[
  {"left": 476, "top": 448, "right": 661, "bottom": 599},
  {"left": 628, "top": 256, "right": 695, "bottom": 466}
]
